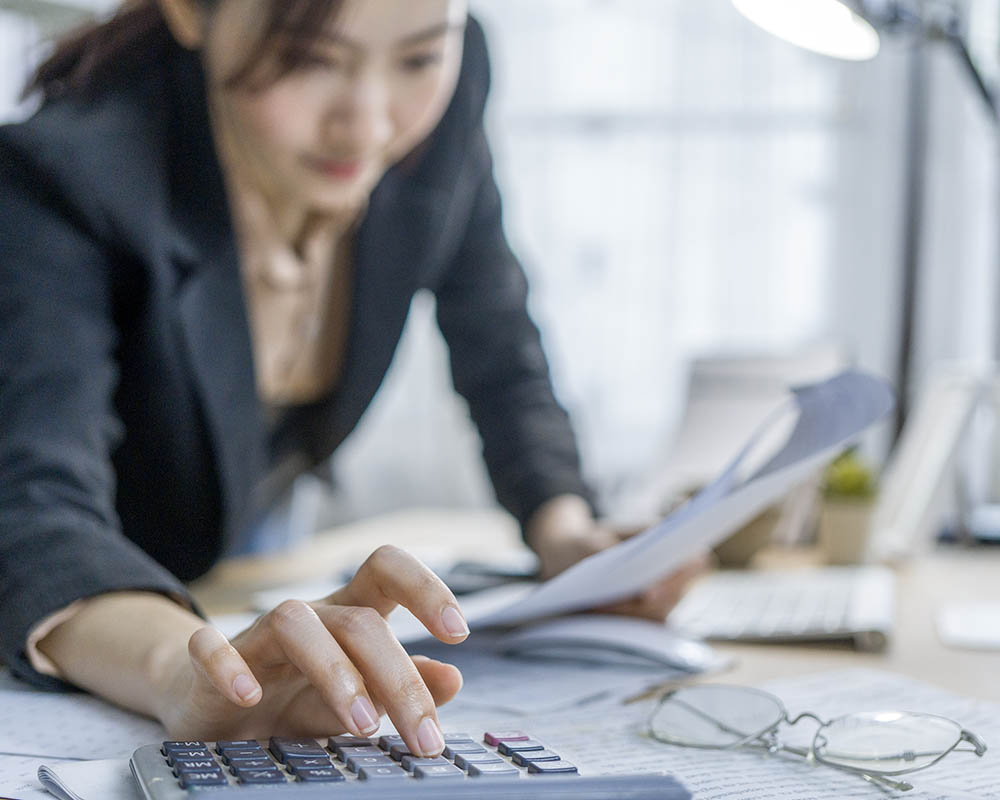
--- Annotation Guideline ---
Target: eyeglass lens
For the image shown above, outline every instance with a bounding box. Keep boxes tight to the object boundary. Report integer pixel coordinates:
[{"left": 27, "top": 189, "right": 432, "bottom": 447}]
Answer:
[
  {"left": 651, "top": 686, "right": 785, "bottom": 747},
  {"left": 813, "top": 711, "right": 963, "bottom": 774}
]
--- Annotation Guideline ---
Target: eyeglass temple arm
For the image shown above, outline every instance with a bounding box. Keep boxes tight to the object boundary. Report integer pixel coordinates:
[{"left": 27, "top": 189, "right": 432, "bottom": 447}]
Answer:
[
  {"left": 961, "top": 729, "right": 988, "bottom": 756},
  {"left": 861, "top": 772, "right": 914, "bottom": 792}
]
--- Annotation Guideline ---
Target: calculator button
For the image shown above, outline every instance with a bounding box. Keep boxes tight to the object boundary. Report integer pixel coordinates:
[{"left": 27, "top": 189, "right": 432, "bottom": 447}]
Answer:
[
  {"left": 346, "top": 754, "right": 397, "bottom": 773},
  {"left": 484, "top": 731, "right": 529, "bottom": 746},
  {"left": 357, "top": 765, "right": 409, "bottom": 780},
  {"left": 170, "top": 758, "right": 217, "bottom": 772},
  {"left": 285, "top": 755, "right": 334, "bottom": 772},
  {"left": 467, "top": 761, "right": 521, "bottom": 777},
  {"left": 228, "top": 759, "right": 275, "bottom": 773},
  {"left": 161, "top": 741, "right": 206, "bottom": 755},
  {"left": 527, "top": 760, "right": 579, "bottom": 774},
  {"left": 270, "top": 738, "right": 327, "bottom": 761},
  {"left": 497, "top": 739, "right": 544, "bottom": 756},
  {"left": 334, "top": 745, "right": 383, "bottom": 759},
  {"left": 401, "top": 755, "right": 451, "bottom": 772},
  {"left": 220, "top": 748, "right": 267, "bottom": 763},
  {"left": 215, "top": 740, "right": 260, "bottom": 752},
  {"left": 238, "top": 767, "right": 287, "bottom": 784},
  {"left": 413, "top": 763, "right": 465, "bottom": 779},
  {"left": 512, "top": 749, "right": 561, "bottom": 766},
  {"left": 442, "top": 741, "right": 484, "bottom": 758},
  {"left": 165, "top": 748, "right": 213, "bottom": 765},
  {"left": 454, "top": 752, "right": 503, "bottom": 769},
  {"left": 388, "top": 743, "right": 414, "bottom": 761},
  {"left": 444, "top": 733, "right": 473, "bottom": 743},
  {"left": 329, "top": 735, "right": 375, "bottom": 749},
  {"left": 177, "top": 769, "right": 227, "bottom": 787},
  {"left": 295, "top": 767, "right": 346, "bottom": 782},
  {"left": 377, "top": 734, "right": 405, "bottom": 751}
]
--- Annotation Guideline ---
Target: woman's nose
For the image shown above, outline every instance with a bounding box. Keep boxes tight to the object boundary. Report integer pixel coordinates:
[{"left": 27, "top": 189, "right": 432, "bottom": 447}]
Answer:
[{"left": 323, "top": 73, "right": 392, "bottom": 152}]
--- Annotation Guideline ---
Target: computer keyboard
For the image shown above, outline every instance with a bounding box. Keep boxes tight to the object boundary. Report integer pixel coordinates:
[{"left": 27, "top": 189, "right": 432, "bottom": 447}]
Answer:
[
  {"left": 667, "top": 565, "right": 895, "bottom": 651},
  {"left": 130, "top": 730, "right": 690, "bottom": 799}
]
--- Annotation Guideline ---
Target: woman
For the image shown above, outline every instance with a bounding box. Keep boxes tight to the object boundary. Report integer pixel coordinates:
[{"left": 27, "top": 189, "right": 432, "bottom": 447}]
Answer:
[{"left": 0, "top": 0, "right": 700, "bottom": 757}]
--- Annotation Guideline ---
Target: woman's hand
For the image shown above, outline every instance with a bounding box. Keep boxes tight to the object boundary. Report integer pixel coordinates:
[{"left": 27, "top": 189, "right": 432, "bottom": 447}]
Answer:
[
  {"left": 526, "top": 495, "right": 710, "bottom": 620},
  {"left": 155, "top": 546, "right": 466, "bottom": 756}
]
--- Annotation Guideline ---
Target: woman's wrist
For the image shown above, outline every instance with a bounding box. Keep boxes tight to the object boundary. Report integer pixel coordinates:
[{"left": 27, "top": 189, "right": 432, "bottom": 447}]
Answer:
[
  {"left": 37, "top": 591, "right": 203, "bottom": 722},
  {"left": 525, "top": 495, "right": 592, "bottom": 545},
  {"left": 525, "top": 495, "right": 614, "bottom": 579}
]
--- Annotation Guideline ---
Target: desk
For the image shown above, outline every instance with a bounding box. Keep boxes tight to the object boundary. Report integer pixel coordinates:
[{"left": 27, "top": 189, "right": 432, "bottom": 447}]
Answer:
[{"left": 190, "top": 508, "right": 1000, "bottom": 702}]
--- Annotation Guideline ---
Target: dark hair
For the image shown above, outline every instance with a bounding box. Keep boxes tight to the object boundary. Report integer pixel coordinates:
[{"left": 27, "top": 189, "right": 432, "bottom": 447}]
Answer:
[{"left": 25, "top": 0, "right": 345, "bottom": 101}]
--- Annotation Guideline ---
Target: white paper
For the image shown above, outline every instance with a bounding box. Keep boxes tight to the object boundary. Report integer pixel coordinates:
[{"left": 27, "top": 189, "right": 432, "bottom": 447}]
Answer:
[
  {"left": 0, "top": 689, "right": 164, "bottom": 761},
  {"left": 237, "top": 371, "right": 891, "bottom": 644},
  {"left": 0, "top": 754, "right": 77, "bottom": 800},
  {"left": 36, "top": 759, "right": 135, "bottom": 800},
  {"left": 477, "top": 370, "right": 894, "bottom": 627},
  {"left": 438, "top": 668, "right": 1000, "bottom": 799}
]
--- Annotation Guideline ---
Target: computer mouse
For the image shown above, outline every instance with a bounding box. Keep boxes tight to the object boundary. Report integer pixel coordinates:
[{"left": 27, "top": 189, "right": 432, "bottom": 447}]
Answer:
[{"left": 494, "top": 614, "right": 730, "bottom": 673}]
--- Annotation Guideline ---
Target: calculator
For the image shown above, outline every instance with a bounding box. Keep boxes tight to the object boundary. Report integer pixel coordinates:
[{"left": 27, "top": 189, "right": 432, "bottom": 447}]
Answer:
[{"left": 129, "top": 730, "right": 690, "bottom": 799}]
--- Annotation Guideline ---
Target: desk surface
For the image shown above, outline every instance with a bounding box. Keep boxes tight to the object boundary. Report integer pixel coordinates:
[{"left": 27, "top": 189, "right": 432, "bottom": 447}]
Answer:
[{"left": 190, "top": 508, "right": 1000, "bottom": 702}]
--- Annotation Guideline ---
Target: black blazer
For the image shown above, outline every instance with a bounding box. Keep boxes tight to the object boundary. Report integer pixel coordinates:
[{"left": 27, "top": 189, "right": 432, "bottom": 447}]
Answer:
[{"left": 0, "top": 18, "right": 591, "bottom": 687}]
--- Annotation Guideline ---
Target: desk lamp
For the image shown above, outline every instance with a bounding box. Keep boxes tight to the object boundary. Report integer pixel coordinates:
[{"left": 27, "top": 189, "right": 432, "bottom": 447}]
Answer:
[{"left": 732, "top": 0, "right": 998, "bottom": 443}]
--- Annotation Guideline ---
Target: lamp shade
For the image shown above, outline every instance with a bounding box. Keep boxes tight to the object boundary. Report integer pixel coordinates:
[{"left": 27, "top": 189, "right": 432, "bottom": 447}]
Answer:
[{"left": 732, "top": 0, "right": 881, "bottom": 60}]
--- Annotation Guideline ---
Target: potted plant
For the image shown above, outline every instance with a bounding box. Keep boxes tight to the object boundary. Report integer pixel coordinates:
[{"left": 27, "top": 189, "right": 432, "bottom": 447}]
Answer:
[{"left": 817, "top": 449, "right": 878, "bottom": 564}]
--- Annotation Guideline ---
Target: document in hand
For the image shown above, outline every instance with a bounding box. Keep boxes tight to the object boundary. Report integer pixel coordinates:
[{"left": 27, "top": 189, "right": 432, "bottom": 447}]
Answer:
[{"left": 474, "top": 369, "right": 894, "bottom": 628}]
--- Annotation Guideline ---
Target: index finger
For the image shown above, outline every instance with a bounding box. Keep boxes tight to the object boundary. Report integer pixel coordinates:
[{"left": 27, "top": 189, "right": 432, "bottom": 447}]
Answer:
[{"left": 324, "top": 545, "right": 470, "bottom": 644}]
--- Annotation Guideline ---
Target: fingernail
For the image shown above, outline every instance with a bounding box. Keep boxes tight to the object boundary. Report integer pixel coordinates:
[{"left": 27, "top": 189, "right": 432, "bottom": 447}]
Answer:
[
  {"left": 351, "top": 696, "right": 379, "bottom": 735},
  {"left": 441, "top": 606, "right": 469, "bottom": 638},
  {"left": 417, "top": 717, "right": 444, "bottom": 756},
  {"left": 233, "top": 674, "right": 260, "bottom": 703}
]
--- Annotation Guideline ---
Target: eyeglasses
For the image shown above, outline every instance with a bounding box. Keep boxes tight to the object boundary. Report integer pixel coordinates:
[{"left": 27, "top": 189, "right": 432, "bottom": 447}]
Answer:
[{"left": 647, "top": 684, "right": 987, "bottom": 792}]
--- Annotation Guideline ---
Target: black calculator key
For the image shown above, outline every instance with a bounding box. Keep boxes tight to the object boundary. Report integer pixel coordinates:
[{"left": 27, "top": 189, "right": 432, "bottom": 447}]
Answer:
[
  {"left": 216, "top": 740, "right": 260, "bottom": 752},
  {"left": 177, "top": 769, "right": 227, "bottom": 788},
  {"left": 162, "top": 741, "right": 206, "bottom": 755},
  {"left": 443, "top": 740, "right": 484, "bottom": 757},
  {"left": 285, "top": 755, "right": 334, "bottom": 772},
  {"left": 357, "top": 765, "right": 409, "bottom": 780},
  {"left": 238, "top": 767, "right": 286, "bottom": 784},
  {"left": 498, "top": 739, "right": 544, "bottom": 756},
  {"left": 171, "top": 759, "right": 217, "bottom": 774},
  {"left": 329, "top": 735, "right": 375, "bottom": 749},
  {"left": 295, "top": 767, "right": 346, "bottom": 782},
  {"left": 388, "top": 743, "right": 414, "bottom": 761},
  {"left": 527, "top": 759, "right": 579, "bottom": 774},
  {"left": 165, "top": 748, "right": 213, "bottom": 765},
  {"left": 377, "top": 734, "right": 405, "bottom": 751},
  {"left": 220, "top": 748, "right": 267, "bottom": 763},
  {"left": 512, "top": 749, "right": 561, "bottom": 766},
  {"left": 413, "top": 763, "right": 465, "bottom": 779},
  {"left": 401, "top": 755, "right": 451, "bottom": 772},
  {"left": 335, "top": 745, "right": 383, "bottom": 759},
  {"left": 467, "top": 761, "right": 521, "bottom": 778},
  {"left": 270, "top": 738, "right": 327, "bottom": 761},
  {"left": 346, "top": 754, "right": 396, "bottom": 773},
  {"left": 228, "top": 759, "right": 275, "bottom": 773},
  {"left": 454, "top": 752, "right": 503, "bottom": 769}
]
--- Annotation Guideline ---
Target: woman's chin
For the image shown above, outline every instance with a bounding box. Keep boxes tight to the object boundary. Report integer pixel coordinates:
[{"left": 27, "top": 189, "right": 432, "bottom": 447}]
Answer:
[{"left": 302, "top": 184, "right": 372, "bottom": 222}]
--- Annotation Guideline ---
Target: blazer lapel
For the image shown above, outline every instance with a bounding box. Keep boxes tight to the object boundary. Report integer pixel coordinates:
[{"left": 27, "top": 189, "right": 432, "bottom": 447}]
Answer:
[
  {"left": 166, "top": 49, "right": 266, "bottom": 542},
  {"left": 272, "top": 173, "right": 447, "bottom": 467}
]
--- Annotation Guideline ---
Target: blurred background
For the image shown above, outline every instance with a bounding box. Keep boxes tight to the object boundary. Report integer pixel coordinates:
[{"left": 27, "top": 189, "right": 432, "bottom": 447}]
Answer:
[{"left": 3, "top": 0, "right": 999, "bottom": 536}]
